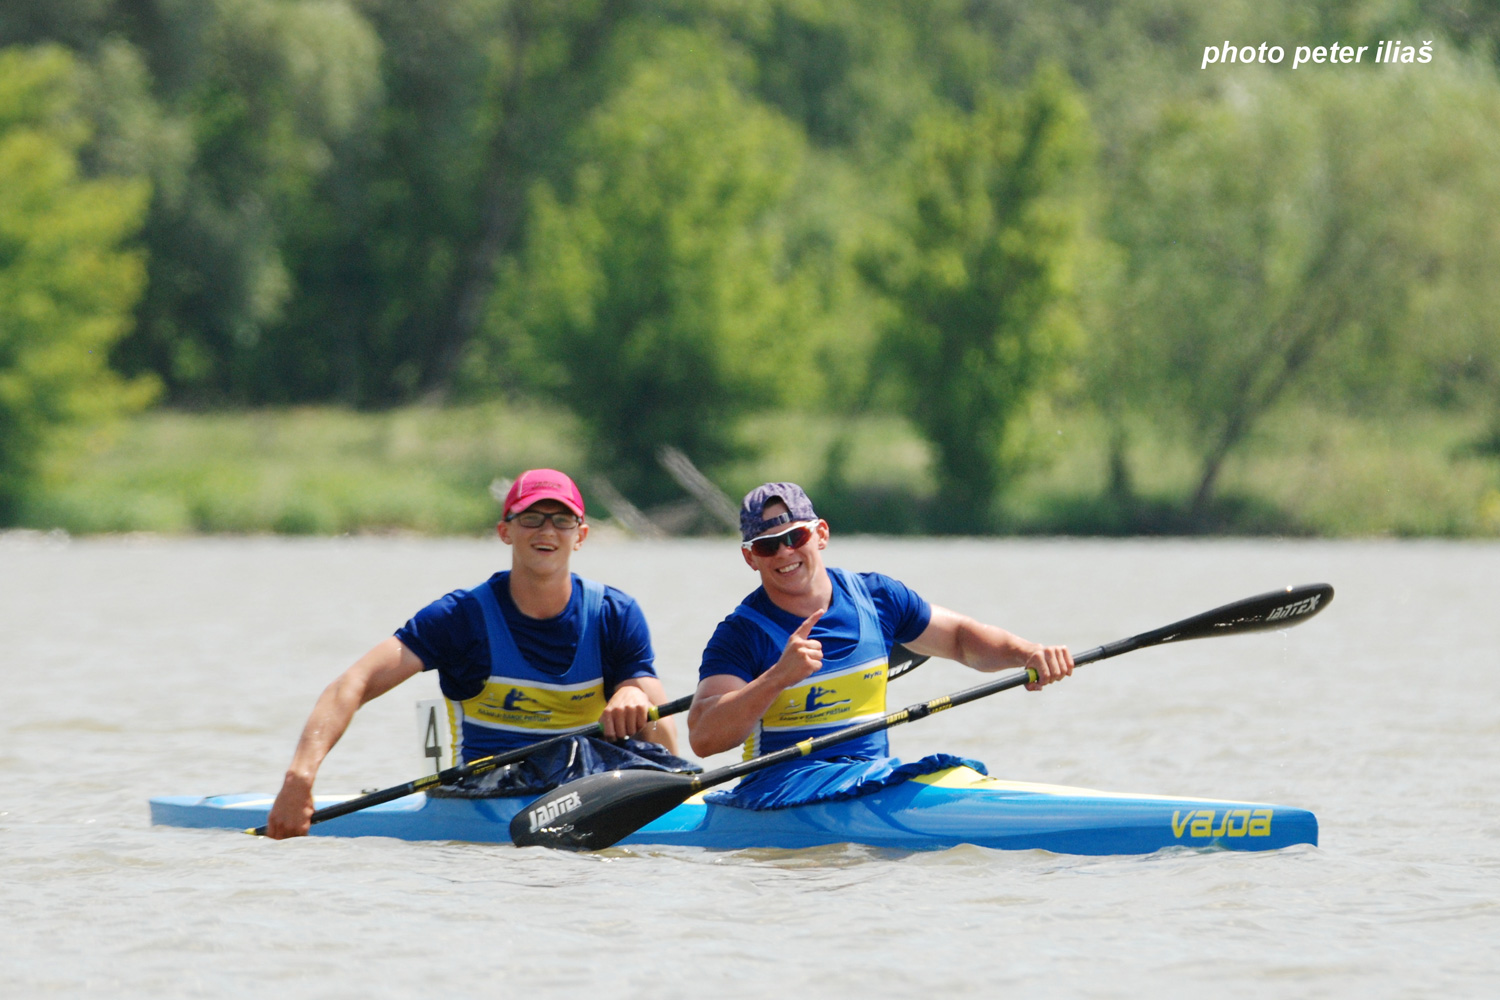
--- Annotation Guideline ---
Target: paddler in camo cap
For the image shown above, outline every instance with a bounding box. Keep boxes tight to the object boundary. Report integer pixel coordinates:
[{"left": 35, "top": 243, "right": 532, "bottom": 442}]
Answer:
[
  {"left": 265, "top": 468, "right": 694, "bottom": 839},
  {"left": 686, "top": 482, "right": 1073, "bottom": 810}
]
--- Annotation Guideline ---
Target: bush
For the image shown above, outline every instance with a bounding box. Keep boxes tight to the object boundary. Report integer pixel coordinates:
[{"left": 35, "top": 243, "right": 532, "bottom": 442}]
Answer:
[{"left": 0, "top": 45, "right": 154, "bottom": 520}]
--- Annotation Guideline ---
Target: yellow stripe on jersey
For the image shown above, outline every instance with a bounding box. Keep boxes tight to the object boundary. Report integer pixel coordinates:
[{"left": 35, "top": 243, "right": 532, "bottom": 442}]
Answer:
[
  {"left": 461, "top": 677, "right": 606, "bottom": 732},
  {"left": 761, "top": 658, "right": 888, "bottom": 733}
]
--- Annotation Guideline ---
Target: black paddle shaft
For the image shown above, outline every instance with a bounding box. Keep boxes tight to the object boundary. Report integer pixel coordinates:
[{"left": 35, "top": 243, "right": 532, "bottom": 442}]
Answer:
[
  {"left": 248, "top": 693, "right": 694, "bottom": 835},
  {"left": 510, "top": 583, "right": 1334, "bottom": 850},
  {"left": 724, "top": 582, "right": 1337, "bottom": 784}
]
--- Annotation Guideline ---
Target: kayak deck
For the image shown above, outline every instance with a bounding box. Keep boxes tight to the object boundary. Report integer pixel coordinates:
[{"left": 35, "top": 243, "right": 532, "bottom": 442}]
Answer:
[{"left": 150, "top": 766, "right": 1317, "bottom": 855}]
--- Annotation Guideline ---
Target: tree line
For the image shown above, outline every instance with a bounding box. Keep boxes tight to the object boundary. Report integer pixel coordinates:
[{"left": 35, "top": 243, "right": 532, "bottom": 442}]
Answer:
[{"left": 3, "top": 0, "right": 1499, "bottom": 529}]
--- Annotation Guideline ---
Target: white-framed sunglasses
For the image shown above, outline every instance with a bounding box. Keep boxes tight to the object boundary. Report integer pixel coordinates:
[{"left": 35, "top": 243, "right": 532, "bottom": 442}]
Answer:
[{"left": 741, "top": 521, "right": 818, "bottom": 556}]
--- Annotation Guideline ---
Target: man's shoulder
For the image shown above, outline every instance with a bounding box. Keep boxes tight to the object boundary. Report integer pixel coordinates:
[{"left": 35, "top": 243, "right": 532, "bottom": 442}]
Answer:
[
  {"left": 396, "top": 577, "right": 497, "bottom": 672},
  {"left": 579, "top": 576, "right": 646, "bottom": 617},
  {"left": 837, "top": 567, "right": 905, "bottom": 589},
  {"left": 822, "top": 567, "right": 911, "bottom": 605},
  {"left": 836, "top": 568, "right": 917, "bottom": 598},
  {"left": 416, "top": 577, "right": 494, "bottom": 617},
  {"left": 575, "top": 577, "right": 653, "bottom": 646},
  {"left": 441, "top": 571, "right": 506, "bottom": 604},
  {"left": 583, "top": 575, "right": 639, "bottom": 603},
  {"left": 706, "top": 588, "right": 776, "bottom": 640},
  {"left": 700, "top": 596, "right": 780, "bottom": 680}
]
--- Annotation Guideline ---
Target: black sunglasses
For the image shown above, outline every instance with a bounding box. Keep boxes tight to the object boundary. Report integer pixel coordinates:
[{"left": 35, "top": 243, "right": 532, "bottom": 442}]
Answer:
[
  {"left": 506, "top": 510, "right": 582, "bottom": 529},
  {"left": 742, "top": 522, "right": 817, "bottom": 557}
]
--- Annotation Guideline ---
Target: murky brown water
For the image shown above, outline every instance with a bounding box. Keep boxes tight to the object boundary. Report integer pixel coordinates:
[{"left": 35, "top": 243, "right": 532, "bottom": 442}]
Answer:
[{"left": 2, "top": 532, "right": 1496, "bottom": 997}]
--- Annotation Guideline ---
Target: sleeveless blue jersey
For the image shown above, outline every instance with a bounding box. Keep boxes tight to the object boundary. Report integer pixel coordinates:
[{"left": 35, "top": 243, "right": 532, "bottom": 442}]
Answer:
[
  {"left": 732, "top": 568, "right": 891, "bottom": 761},
  {"left": 445, "top": 577, "right": 608, "bottom": 761}
]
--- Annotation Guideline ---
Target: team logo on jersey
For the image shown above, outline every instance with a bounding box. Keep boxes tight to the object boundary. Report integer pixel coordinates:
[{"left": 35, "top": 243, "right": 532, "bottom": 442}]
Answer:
[
  {"left": 801, "top": 685, "right": 851, "bottom": 712},
  {"left": 765, "top": 660, "right": 887, "bottom": 730},
  {"left": 502, "top": 688, "right": 549, "bottom": 714},
  {"left": 464, "top": 678, "right": 604, "bottom": 731}
]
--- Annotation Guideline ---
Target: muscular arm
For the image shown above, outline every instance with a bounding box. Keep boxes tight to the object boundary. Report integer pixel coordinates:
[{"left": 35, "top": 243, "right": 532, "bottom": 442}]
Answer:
[
  {"left": 688, "top": 611, "right": 824, "bottom": 757},
  {"left": 264, "top": 636, "right": 424, "bottom": 839},
  {"left": 906, "top": 606, "right": 1073, "bottom": 689},
  {"left": 685, "top": 674, "right": 772, "bottom": 757},
  {"left": 602, "top": 675, "right": 680, "bottom": 755}
]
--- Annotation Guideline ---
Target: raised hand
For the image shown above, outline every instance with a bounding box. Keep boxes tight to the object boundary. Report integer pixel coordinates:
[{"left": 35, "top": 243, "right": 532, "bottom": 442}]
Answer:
[{"left": 769, "top": 609, "right": 825, "bottom": 688}]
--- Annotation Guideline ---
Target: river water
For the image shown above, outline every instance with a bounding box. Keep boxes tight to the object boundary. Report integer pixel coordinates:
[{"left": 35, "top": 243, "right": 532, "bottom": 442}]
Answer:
[{"left": 1, "top": 532, "right": 1496, "bottom": 997}]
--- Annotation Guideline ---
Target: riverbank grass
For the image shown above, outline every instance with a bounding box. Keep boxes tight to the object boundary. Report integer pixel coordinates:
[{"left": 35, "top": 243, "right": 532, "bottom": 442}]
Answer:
[
  {"left": 18, "top": 402, "right": 1500, "bottom": 537},
  {"left": 25, "top": 404, "right": 582, "bottom": 535}
]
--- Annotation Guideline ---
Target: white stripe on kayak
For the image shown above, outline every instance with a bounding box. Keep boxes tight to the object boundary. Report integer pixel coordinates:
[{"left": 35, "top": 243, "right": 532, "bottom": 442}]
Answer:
[{"left": 909, "top": 767, "right": 1271, "bottom": 804}]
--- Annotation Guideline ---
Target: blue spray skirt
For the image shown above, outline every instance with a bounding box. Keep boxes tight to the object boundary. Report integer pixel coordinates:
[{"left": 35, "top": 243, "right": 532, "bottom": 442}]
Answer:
[{"left": 150, "top": 766, "right": 1317, "bottom": 855}]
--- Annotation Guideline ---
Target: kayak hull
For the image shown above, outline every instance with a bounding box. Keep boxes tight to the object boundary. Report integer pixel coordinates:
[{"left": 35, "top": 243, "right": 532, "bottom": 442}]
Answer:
[{"left": 150, "top": 767, "right": 1317, "bottom": 855}]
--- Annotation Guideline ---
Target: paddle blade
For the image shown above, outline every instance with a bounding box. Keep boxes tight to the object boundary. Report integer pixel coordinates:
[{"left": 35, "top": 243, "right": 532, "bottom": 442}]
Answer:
[
  {"left": 1152, "top": 583, "right": 1334, "bottom": 643},
  {"left": 510, "top": 769, "right": 699, "bottom": 851},
  {"left": 888, "top": 643, "right": 929, "bottom": 681},
  {"left": 1078, "top": 583, "right": 1334, "bottom": 666}
]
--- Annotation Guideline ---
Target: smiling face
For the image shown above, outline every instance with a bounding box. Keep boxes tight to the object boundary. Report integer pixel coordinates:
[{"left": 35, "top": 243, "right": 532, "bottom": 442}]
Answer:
[
  {"left": 742, "top": 500, "right": 830, "bottom": 609},
  {"left": 498, "top": 499, "right": 588, "bottom": 574}
]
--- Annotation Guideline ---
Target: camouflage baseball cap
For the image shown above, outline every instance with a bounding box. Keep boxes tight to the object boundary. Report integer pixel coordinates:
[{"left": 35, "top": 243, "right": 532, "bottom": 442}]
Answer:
[{"left": 739, "top": 482, "right": 818, "bottom": 541}]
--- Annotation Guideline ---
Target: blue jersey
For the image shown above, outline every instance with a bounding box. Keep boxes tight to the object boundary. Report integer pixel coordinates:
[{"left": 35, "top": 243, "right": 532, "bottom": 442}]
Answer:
[
  {"left": 396, "top": 573, "right": 655, "bottom": 760},
  {"left": 699, "top": 569, "right": 931, "bottom": 761}
]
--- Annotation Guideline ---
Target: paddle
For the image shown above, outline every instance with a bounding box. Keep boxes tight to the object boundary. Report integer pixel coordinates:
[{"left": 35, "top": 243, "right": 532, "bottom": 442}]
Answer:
[
  {"left": 887, "top": 642, "right": 927, "bottom": 681},
  {"left": 510, "top": 582, "right": 1334, "bottom": 851},
  {"left": 247, "top": 695, "right": 689, "bottom": 836},
  {"left": 248, "top": 643, "right": 929, "bottom": 836}
]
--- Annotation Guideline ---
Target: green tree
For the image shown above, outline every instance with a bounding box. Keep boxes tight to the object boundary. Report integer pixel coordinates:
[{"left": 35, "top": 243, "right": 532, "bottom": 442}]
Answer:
[
  {"left": 478, "top": 25, "right": 808, "bottom": 502},
  {"left": 861, "top": 66, "right": 1094, "bottom": 531},
  {"left": 1099, "top": 61, "right": 1500, "bottom": 523},
  {"left": 119, "top": 0, "right": 382, "bottom": 403},
  {"left": 145, "top": 0, "right": 652, "bottom": 406},
  {"left": 3, "top": 0, "right": 385, "bottom": 405},
  {"left": 322, "top": 0, "right": 647, "bottom": 404},
  {"left": 0, "top": 45, "right": 153, "bottom": 520}
]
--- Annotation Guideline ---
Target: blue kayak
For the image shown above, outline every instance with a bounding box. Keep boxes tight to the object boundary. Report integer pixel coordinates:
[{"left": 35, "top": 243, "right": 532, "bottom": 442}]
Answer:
[{"left": 150, "top": 766, "right": 1317, "bottom": 855}]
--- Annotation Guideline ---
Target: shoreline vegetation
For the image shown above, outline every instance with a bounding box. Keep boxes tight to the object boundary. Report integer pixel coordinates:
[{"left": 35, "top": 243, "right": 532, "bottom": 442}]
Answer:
[
  {"left": 19, "top": 401, "right": 1500, "bottom": 539},
  {"left": 8, "top": 11, "right": 1500, "bottom": 536}
]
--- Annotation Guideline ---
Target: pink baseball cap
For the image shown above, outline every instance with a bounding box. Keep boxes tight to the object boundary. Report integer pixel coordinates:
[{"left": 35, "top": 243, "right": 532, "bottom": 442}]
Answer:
[{"left": 503, "top": 469, "right": 586, "bottom": 519}]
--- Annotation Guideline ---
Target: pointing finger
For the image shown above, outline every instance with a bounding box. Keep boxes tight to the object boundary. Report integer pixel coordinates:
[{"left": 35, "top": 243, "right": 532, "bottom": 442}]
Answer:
[{"left": 793, "top": 609, "right": 825, "bottom": 639}]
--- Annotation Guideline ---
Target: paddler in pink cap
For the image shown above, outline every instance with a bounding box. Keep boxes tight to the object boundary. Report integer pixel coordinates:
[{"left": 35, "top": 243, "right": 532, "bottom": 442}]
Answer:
[{"left": 265, "top": 468, "right": 691, "bottom": 839}]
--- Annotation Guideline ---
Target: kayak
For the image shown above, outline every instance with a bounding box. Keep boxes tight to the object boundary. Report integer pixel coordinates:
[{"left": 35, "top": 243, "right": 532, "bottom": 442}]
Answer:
[{"left": 149, "top": 766, "right": 1317, "bottom": 855}]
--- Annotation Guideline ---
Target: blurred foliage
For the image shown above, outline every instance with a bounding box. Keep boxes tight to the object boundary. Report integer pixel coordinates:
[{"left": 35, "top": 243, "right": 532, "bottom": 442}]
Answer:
[
  {"left": 2, "top": 0, "right": 1499, "bottom": 532},
  {"left": 0, "top": 45, "right": 154, "bottom": 520},
  {"left": 474, "top": 24, "right": 809, "bottom": 502},
  {"left": 29, "top": 400, "right": 1500, "bottom": 537},
  {"left": 861, "top": 66, "right": 1095, "bottom": 530},
  {"left": 21, "top": 402, "right": 581, "bottom": 534},
  {"left": 1096, "top": 59, "right": 1500, "bottom": 523}
]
